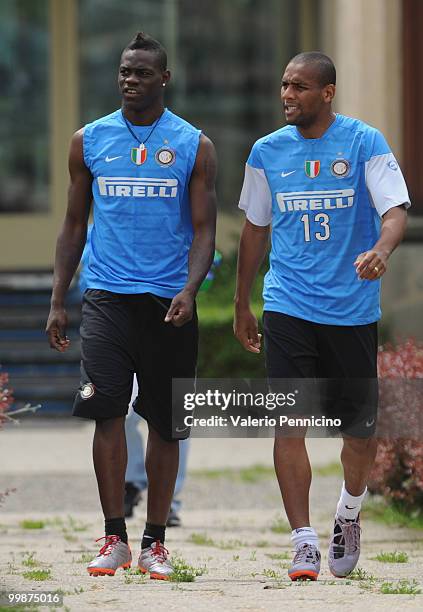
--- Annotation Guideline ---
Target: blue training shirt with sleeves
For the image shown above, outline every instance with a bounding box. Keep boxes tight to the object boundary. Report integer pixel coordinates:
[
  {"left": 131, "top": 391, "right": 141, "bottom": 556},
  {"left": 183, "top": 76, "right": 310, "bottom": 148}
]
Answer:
[{"left": 239, "top": 114, "right": 410, "bottom": 326}]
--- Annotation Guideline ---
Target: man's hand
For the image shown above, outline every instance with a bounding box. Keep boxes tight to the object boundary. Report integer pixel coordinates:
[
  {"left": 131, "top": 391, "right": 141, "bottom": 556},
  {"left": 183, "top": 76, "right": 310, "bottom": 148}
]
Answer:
[
  {"left": 354, "top": 249, "right": 388, "bottom": 280},
  {"left": 234, "top": 306, "right": 262, "bottom": 353},
  {"left": 46, "top": 306, "right": 70, "bottom": 352},
  {"left": 165, "top": 290, "right": 194, "bottom": 327}
]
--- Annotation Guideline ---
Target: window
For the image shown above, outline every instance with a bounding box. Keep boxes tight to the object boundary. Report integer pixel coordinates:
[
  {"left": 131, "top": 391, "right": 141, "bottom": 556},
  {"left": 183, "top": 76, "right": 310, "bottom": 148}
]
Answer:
[{"left": 0, "top": 0, "right": 49, "bottom": 213}]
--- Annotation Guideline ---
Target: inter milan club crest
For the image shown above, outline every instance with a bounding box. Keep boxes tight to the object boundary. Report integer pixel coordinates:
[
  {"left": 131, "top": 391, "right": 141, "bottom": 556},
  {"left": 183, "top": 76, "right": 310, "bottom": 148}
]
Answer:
[
  {"left": 131, "top": 143, "right": 147, "bottom": 165},
  {"left": 330, "top": 158, "right": 350, "bottom": 178},
  {"left": 155, "top": 146, "right": 176, "bottom": 167},
  {"left": 305, "top": 160, "right": 320, "bottom": 178}
]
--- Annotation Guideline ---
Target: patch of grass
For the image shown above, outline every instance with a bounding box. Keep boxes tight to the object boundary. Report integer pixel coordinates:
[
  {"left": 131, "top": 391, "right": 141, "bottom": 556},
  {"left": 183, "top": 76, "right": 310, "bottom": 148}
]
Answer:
[
  {"left": 254, "top": 540, "right": 270, "bottom": 548},
  {"left": 170, "top": 556, "right": 207, "bottom": 582},
  {"left": 74, "top": 552, "right": 93, "bottom": 564},
  {"left": 263, "top": 567, "right": 283, "bottom": 580},
  {"left": 270, "top": 517, "right": 291, "bottom": 534},
  {"left": 372, "top": 551, "right": 409, "bottom": 563},
  {"left": 265, "top": 551, "right": 291, "bottom": 561},
  {"left": 63, "top": 533, "right": 78, "bottom": 543},
  {"left": 124, "top": 569, "right": 148, "bottom": 584},
  {"left": 249, "top": 550, "right": 257, "bottom": 561},
  {"left": 188, "top": 532, "right": 244, "bottom": 550},
  {"left": 380, "top": 579, "right": 421, "bottom": 595},
  {"left": 314, "top": 462, "right": 343, "bottom": 477},
  {"left": 189, "top": 532, "right": 215, "bottom": 547},
  {"left": 348, "top": 567, "right": 375, "bottom": 582},
  {"left": 21, "top": 552, "right": 41, "bottom": 567},
  {"left": 232, "top": 554, "right": 240, "bottom": 561},
  {"left": 364, "top": 500, "right": 423, "bottom": 530},
  {"left": 191, "top": 464, "right": 274, "bottom": 483},
  {"left": 20, "top": 520, "right": 45, "bottom": 530},
  {"left": 22, "top": 568, "right": 51, "bottom": 581},
  {"left": 65, "top": 516, "right": 89, "bottom": 532}
]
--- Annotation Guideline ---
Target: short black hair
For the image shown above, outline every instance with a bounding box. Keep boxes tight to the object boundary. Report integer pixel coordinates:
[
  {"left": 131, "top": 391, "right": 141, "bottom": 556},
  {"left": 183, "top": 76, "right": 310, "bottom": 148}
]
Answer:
[
  {"left": 123, "top": 32, "right": 167, "bottom": 71},
  {"left": 289, "top": 51, "right": 336, "bottom": 87}
]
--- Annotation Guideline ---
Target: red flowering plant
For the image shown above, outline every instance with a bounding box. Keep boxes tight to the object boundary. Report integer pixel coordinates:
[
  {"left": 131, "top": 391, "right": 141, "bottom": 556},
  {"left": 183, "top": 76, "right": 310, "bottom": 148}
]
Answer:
[
  {"left": 368, "top": 340, "right": 423, "bottom": 511},
  {"left": 1, "top": 366, "right": 39, "bottom": 505}
]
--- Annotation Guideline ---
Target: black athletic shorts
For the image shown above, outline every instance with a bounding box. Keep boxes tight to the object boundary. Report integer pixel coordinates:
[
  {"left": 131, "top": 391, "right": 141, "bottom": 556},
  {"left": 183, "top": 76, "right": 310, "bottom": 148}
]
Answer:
[
  {"left": 73, "top": 290, "right": 198, "bottom": 441},
  {"left": 263, "top": 311, "right": 378, "bottom": 437}
]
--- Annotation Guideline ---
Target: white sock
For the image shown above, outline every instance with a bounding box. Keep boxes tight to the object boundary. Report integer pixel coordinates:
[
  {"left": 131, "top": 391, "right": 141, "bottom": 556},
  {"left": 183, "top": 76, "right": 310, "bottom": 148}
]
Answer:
[
  {"left": 336, "top": 481, "right": 366, "bottom": 520},
  {"left": 291, "top": 526, "right": 319, "bottom": 550}
]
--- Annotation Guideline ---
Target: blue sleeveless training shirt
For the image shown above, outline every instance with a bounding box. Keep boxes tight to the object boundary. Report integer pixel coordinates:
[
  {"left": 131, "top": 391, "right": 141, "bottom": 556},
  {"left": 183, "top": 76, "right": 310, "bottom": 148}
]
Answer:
[{"left": 83, "top": 108, "right": 201, "bottom": 297}]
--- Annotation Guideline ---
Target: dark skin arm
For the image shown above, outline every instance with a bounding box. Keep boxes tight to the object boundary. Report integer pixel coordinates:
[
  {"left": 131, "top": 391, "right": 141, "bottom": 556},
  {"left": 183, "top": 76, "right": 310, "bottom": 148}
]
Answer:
[
  {"left": 164, "top": 134, "right": 217, "bottom": 327},
  {"left": 234, "top": 219, "right": 270, "bottom": 353},
  {"left": 354, "top": 204, "right": 408, "bottom": 280},
  {"left": 46, "top": 129, "right": 92, "bottom": 351}
]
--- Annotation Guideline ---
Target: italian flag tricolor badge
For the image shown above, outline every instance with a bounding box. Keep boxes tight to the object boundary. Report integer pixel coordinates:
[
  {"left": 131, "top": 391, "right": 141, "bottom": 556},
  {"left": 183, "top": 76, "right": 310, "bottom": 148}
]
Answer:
[
  {"left": 305, "top": 160, "right": 320, "bottom": 178},
  {"left": 131, "top": 143, "right": 147, "bottom": 165}
]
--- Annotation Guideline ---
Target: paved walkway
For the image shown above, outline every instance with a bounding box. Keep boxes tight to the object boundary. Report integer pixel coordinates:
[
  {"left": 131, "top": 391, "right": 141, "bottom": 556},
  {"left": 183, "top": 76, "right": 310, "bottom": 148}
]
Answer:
[{"left": 0, "top": 420, "right": 422, "bottom": 611}]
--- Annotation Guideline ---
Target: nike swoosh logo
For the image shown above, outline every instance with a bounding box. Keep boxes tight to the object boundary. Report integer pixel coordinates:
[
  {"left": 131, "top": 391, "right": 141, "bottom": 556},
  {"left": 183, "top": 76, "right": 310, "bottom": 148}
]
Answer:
[
  {"left": 281, "top": 170, "right": 296, "bottom": 177},
  {"left": 105, "top": 155, "right": 122, "bottom": 162},
  {"left": 345, "top": 505, "right": 357, "bottom": 510},
  {"left": 366, "top": 418, "right": 375, "bottom": 427},
  {"left": 175, "top": 426, "right": 188, "bottom": 433}
]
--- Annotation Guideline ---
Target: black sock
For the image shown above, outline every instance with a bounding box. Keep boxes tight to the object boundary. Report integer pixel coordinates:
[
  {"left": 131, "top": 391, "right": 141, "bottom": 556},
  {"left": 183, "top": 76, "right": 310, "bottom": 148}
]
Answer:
[
  {"left": 141, "top": 522, "right": 166, "bottom": 549},
  {"left": 105, "top": 517, "right": 128, "bottom": 544}
]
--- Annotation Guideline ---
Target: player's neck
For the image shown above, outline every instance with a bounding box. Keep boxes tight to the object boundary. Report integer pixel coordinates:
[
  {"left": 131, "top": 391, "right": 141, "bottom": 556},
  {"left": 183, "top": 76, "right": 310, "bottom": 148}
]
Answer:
[
  {"left": 121, "top": 102, "right": 165, "bottom": 126},
  {"left": 297, "top": 111, "right": 336, "bottom": 139}
]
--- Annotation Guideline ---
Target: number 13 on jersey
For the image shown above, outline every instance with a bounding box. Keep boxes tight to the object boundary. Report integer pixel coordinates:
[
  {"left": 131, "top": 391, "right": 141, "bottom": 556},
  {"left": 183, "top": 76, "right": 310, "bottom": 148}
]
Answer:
[{"left": 300, "top": 213, "right": 330, "bottom": 242}]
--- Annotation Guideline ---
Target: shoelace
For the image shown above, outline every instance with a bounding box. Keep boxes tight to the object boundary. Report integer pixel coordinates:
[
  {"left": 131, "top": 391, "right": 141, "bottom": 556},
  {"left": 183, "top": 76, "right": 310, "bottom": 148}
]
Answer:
[
  {"left": 151, "top": 540, "right": 169, "bottom": 563},
  {"left": 96, "top": 535, "right": 121, "bottom": 556},
  {"left": 293, "top": 544, "right": 318, "bottom": 564},
  {"left": 341, "top": 522, "right": 361, "bottom": 554}
]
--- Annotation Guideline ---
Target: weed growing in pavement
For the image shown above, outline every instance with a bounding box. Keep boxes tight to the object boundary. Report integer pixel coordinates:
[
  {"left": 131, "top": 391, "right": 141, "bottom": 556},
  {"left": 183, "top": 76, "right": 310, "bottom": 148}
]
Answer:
[
  {"left": 189, "top": 532, "right": 215, "bottom": 547},
  {"left": 73, "top": 553, "right": 93, "bottom": 564},
  {"left": 372, "top": 551, "right": 409, "bottom": 563},
  {"left": 314, "top": 462, "right": 343, "bottom": 477},
  {"left": 263, "top": 568, "right": 283, "bottom": 580},
  {"left": 20, "top": 520, "right": 45, "bottom": 529},
  {"left": 265, "top": 552, "right": 291, "bottom": 561},
  {"left": 363, "top": 501, "right": 423, "bottom": 530},
  {"left": 249, "top": 551, "right": 257, "bottom": 561},
  {"left": 232, "top": 554, "right": 240, "bottom": 561},
  {"left": 21, "top": 552, "right": 41, "bottom": 567},
  {"left": 188, "top": 532, "right": 245, "bottom": 550},
  {"left": 169, "top": 556, "right": 207, "bottom": 582},
  {"left": 254, "top": 540, "right": 270, "bottom": 548},
  {"left": 270, "top": 517, "right": 291, "bottom": 534},
  {"left": 22, "top": 569, "right": 51, "bottom": 581},
  {"left": 192, "top": 464, "right": 274, "bottom": 483},
  {"left": 380, "top": 579, "right": 421, "bottom": 595},
  {"left": 348, "top": 567, "right": 376, "bottom": 581},
  {"left": 124, "top": 569, "right": 148, "bottom": 585}
]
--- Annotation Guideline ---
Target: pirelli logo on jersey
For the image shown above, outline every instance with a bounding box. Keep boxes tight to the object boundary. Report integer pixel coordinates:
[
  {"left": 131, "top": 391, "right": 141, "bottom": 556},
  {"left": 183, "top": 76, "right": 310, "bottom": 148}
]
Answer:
[
  {"left": 97, "top": 177, "right": 178, "bottom": 198},
  {"left": 276, "top": 189, "right": 355, "bottom": 213}
]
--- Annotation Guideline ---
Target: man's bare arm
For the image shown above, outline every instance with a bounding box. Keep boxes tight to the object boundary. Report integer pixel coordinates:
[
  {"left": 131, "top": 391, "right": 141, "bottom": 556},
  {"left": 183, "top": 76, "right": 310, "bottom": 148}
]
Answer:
[
  {"left": 165, "top": 134, "right": 217, "bottom": 326},
  {"left": 234, "top": 219, "right": 270, "bottom": 353},
  {"left": 355, "top": 204, "right": 408, "bottom": 280},
  {"left": 46, "top": 129, "right": 92, "bottom": 350}
]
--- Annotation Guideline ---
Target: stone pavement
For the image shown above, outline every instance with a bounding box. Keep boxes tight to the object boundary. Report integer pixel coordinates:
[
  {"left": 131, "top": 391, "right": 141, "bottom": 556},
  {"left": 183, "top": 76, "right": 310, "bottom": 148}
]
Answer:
[{"left": 0, "top": 420, "right": 422, "bottom": 611}]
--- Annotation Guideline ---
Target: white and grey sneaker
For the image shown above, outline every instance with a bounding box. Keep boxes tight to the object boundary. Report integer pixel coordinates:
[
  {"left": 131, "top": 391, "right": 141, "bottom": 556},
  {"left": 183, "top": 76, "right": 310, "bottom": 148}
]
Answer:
[
  {"left": 288, "top": 543, "right": 321, "bottom": 581},
  {"left": 328, "top": 514, "right": 361, "bottom": 577},
  {"left": 87, "top": 535, "right": 132, "bottom": 576},
  {"left": 138, "top": 540, "right": 174, "bottom": 580}
]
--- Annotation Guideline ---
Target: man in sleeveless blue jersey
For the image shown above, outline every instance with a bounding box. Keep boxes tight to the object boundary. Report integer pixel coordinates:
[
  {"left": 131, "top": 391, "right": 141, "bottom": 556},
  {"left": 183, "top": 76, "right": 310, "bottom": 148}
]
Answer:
[
  {"left": 46, "top": 32, "right": 217, "bottom": 579},
  {"left": 234, "top": 52, "right": 409, "bottom": 581}
]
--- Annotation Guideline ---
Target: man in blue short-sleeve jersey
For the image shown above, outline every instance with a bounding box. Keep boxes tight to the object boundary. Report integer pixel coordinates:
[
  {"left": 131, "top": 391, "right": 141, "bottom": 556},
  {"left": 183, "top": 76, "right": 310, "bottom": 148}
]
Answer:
[
  {"left": 46, "top": 32, "right": 216, "bottom": 579},
  {"left": 234, "top": 52, "right": 409, "bottom": 581}
]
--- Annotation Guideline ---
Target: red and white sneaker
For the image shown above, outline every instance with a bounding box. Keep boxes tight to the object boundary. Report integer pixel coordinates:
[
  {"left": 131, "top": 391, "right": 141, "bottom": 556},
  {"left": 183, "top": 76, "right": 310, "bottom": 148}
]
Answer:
[
  {"left": 87, "top": 535, "right": 132, "bottom": 576},
  {"left": 138, "top": 540, "right": 174, "bottom": 580}
]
